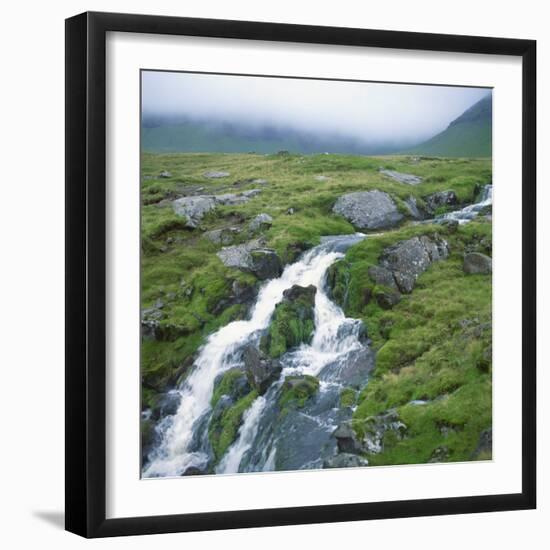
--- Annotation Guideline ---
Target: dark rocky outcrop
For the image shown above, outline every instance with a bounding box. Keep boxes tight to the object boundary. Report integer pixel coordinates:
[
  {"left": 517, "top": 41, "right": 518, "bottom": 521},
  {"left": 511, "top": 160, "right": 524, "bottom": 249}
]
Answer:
[
  {"left": 332, "top": 190, "right": 404, "bottom": 230},
  {"left": 260, "top": 285, "right": 317, "bottom": 358},
  {"left": 463, "top": 252, "right": 492, "bottom": 274},
  {"left": 242, "top": 345, "right": 282, "bottom": 394},
  {"left": 424, "top": 190, "right": 458, "bottom": 214}
]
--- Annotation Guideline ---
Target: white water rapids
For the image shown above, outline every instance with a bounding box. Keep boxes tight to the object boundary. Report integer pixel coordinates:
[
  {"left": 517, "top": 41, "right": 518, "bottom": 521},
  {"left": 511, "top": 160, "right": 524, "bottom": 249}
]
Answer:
[{"left": 143, "top": 233, "right": 366, "bottom": 478}]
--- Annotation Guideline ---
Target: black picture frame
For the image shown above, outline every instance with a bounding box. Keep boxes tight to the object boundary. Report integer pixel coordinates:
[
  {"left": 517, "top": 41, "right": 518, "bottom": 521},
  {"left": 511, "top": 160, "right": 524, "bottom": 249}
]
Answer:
[{"left": 65, "top": 11, "right": 537, "bottom": 538}]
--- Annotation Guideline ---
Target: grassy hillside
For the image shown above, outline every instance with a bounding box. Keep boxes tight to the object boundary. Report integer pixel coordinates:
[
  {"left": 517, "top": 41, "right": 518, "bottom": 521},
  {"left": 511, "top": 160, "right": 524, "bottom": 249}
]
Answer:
[
  {"left": 408, "top": 95, "right": 492, "bottom": 158},
  {"left": 141, "top": 151, "right": 492, "bottom": 466}
]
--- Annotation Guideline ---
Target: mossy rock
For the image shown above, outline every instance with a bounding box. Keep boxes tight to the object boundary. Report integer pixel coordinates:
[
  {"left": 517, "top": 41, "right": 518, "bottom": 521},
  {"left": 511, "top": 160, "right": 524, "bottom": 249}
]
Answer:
[
  {"left": 261, "top": 284, "right": 316, "bottom": 358},
  {"left": 339, "top": 387, "right": 358, "bottom": 408},
  {"left": 279, "top": 375, "right": 320, "bottom": 410},
  {"left": 211, "top": 368, "right": 251, "bottom": 408},
  {"left": 208, "top": 390, "right": 258, "bottom": 461}
]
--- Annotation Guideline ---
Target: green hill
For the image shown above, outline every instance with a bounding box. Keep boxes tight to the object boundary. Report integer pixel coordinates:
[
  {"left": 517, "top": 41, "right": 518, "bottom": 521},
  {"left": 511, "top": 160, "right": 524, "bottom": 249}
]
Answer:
[{"left": 408, "top": 95, "right": 492, "bottom": 157}]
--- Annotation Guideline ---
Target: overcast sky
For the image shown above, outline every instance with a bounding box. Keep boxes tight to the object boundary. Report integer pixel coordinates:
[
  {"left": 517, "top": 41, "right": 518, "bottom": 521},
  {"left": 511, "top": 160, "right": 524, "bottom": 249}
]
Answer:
[{"left": 142, "top": 71, "right": 490, "bottom": 145}]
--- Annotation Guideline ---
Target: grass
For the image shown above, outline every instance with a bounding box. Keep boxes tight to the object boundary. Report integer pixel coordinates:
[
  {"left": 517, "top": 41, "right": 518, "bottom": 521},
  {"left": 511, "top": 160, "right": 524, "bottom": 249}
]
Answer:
[{"left": 141, "top": 151, "right": 492, "bottom": 466}]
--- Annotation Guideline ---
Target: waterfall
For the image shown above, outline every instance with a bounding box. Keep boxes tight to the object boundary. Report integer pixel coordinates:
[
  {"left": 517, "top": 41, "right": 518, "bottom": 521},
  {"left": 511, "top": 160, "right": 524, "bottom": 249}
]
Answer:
[
  {"left": 143, "top": 233, "right": 366, "bottom": 478},
  {"left": 436, "top": 184, "right": 493, "bottom": 224}
]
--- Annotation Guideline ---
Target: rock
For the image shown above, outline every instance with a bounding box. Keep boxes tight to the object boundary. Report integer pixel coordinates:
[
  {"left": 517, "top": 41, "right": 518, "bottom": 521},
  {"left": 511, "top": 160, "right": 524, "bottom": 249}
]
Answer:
[
  {"left": 250, "top": 249, "right": 283, "bottom": 280},
  {"left": 141, "top": 301, "right": 165, "bottom": 340},
  {"left": 319, "top": 347, "right": 375, "bottom": 389},
  {"left": 204, "top": 227, "right": 240, "bottom": 245},
  {"left": 261, "top": 285, "right": 316, "bottom": 357},
  {"left": 159, "top": 170, "right": 172, "bottom": 178},
  {"left": 279, "top": 375, "right": 320, "bottom": 408},
  {"left": 252, "top": 178, "right": 268, "bottom": 185},
  {"left": 314, "top": 175, "right": 330, "bottom": 181},
  {"left": 333, "top": 422, "right": 364, "bottom": 454},
  {"left": 286, "top": 207, "right": 295, "bottom": 215},
  {"left": 368, "top": 265, "right": 399, "bottom": 291},
  {"left": 404, "top": 196, "right": 424, "bottom": 219},
  {"left": 242, "top": 345, "right": 282, "bottom": 394},
  {"left": 217, "top": 239, "right": 263, "bottom": 270},
  {"left": 425, "top": 190, "right": 458, "bottom": 213},
  {"left": 249, "top": 213, "right": 273, "bottom": 232},
  {"left": 173, "top": 191, "right": 262, "bottom": 228},
  {"left": 375, "top": 289, "right": 402, "bottom": 309},
  {"left": 379, "top": 169, "right": 422, "bottom": 185},
  {"left": 463, "top": 252, "right": 492, "bottom": 274},
  {"left": 323, "top": 453, "right": 369, "bottom": 469},
  {"left": 212, "top": 368, "right": 252, "bottom": 406},
  {"left": 361, "top": 410, "right": 407, "bottom": 454},
  {"left": 332, "top": 190, "right": 404, "bottom": 230},
  {"left": 181, "top": 466, "right": 206, "bottom": 476},
  {"left": 172, "top": 195, "right": 218, "bottom": 228},
  {"left": 471, "top": 428, "right": 492, "bottom": 460},
  {"left": 378, "top": 235, "right": 449, "bottom": 294},
  {"left": 440, "top": 218, "right": 459, "bottom": 232},
  {"left": 203, "top": 170, "right": 230, "bottom": 178},
  {"left": 429, "top": 445, "right": 450, "bottom": 463}
]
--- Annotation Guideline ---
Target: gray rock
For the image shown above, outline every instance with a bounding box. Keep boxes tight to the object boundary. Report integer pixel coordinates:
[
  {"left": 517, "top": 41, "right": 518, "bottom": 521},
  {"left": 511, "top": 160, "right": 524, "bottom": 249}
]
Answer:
[
  {"left": 375, "top": 289, "right": 402, "bottom": 309},
  {"left": 242, "top": 345, "right": 282, "bottom": 394},
  {"left": 323, "top": 453, "right": 369, "bottom": 469},
  {"left": 286, "top": 207, "right": 295, "bottom": 215},
  {"left": 463, "top": 252, "right": 492, "bottom": 274},
  {"left": 159, "top": 170, "right": 172, "bottom": 178},
  {"left": 250, "top": 248, "right": 283, "bottom": 280},
  {"left": 361, "top": 410, "right": 407, "bottom": 454},
  {"left": 380, "top": 169, "right": 423, "bottom": 185},
  {"left": 332, "top": 190, "right": 404, "bottom": 230},
  {"left": 404, "top": 196, "right": 424, "bottom": 219},
  {"left": 333, "top": 422, "right": 364, "bottom": 454},
  {"left": 172, "top": 190, "right": 262, "bottom": 228},
  {"left": 249, "top": 213, "right": 273, "bottom": 232},
  {"left": 314, "top": 175, "right": 330, "bottom": 181},
  {"left": 319, "top": 347, "right": 375, "bottom": 389},
  {"left": 425, "top": 190, "right": 458, "bottom": 213},
  {"left": 368, "top": 265, "right": 399, "bottom": 291},
  {"left": 379, "top": 235, "right": 449, "bottom": 293},
  {"left": 203, "top": 171, "right": 230, "bottom": 178},
  {"left": 172, "top": 195, "right": 217, "bottom": 228},
  {"left": 217, "top": 240, "right": 281, "bottom": 280}
]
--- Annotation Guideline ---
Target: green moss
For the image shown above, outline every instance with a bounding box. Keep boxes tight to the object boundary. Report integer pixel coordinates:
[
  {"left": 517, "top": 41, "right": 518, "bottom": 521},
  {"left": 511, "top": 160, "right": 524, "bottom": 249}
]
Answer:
[
  {"left": 211, "top": 368, "right": 246, "bottom": 408},
  {"left": 278, "top": 375, "right": 320, "bottom": 409},
  {"left": 208, "top": 391, "right": 258, "bottom": 461},
  {"left": 339, "top": 387, "right": 358, "bottom": 408}
]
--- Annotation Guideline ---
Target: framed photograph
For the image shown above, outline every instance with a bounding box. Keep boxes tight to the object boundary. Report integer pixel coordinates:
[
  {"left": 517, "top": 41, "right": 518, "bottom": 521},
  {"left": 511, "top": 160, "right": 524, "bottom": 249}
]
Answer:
[{"left": 65, "top": 11, "right": 536, "bottom": 538}]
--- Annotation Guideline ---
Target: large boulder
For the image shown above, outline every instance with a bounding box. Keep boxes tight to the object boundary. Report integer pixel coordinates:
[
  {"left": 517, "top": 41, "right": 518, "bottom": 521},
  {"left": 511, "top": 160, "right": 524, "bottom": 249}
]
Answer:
[
  {"left": 242, "top": 345, "right": 282, "bottom": 394},
  {"left": 333, "top": 422, "right": 364, "bottom": 454},
  {"left": 332, "top": 190, "right": 404, "bottom": 230},
  {"left": 260, "top": 285, "right": 317, "bottom": 357},
  {"left": 217, "top": 240, "right": 282, "bottom": 280},
  {"left": 378, "top": 235, "right": 449, "bottom": 293},
  {"left": 463, "top": 252, "right": 492, "bottom": 274},
  {"left": 250, "top": 249, "right": 282, "bottom": 280},
  {"left": 379, "top": 169, "right": 422, "bottom": 185}
]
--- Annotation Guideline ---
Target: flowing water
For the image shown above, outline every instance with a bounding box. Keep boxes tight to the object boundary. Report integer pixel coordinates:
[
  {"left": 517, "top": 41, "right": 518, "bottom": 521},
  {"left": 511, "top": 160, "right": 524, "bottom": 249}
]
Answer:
[
  {"left": 143, "top": 233, "right": 369, "bottom": 477},
  {"left": 143, "top": 186, "right": 493, "bottom": 477}
]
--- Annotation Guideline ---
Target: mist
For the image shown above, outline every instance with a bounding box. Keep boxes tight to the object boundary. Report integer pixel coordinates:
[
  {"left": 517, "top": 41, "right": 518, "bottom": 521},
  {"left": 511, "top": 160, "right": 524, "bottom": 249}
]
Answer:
[{"left": 142, "top": 71, "right": 490, "bottom": 149}]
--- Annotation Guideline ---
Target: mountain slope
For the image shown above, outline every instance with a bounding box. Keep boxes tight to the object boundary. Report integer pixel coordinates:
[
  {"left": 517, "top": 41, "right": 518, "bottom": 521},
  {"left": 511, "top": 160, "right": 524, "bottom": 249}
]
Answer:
[{"left": 408, "top": 95, "right": 492, "bottom": 157}]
